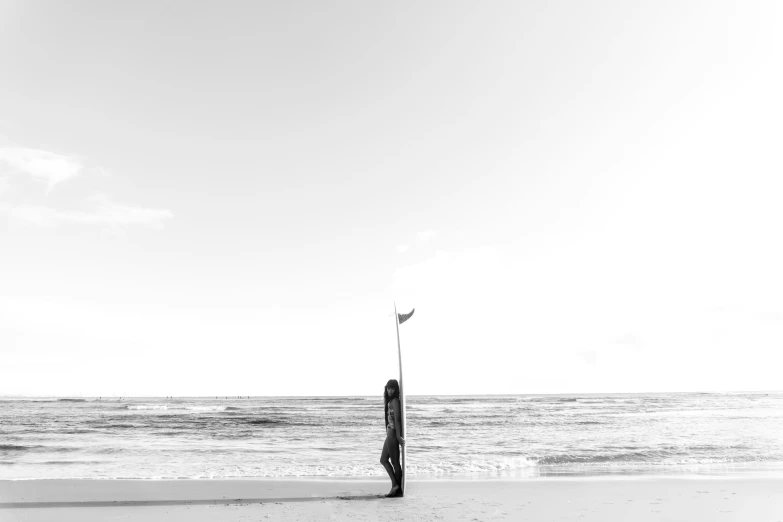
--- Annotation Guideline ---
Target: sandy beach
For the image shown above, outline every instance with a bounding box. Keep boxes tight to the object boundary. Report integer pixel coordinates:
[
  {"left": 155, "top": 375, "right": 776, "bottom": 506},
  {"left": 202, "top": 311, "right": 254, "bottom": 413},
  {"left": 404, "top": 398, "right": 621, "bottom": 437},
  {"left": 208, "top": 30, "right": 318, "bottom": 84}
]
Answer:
[{"left": 1, "top": 477, "right": 781, "bottom": 522}]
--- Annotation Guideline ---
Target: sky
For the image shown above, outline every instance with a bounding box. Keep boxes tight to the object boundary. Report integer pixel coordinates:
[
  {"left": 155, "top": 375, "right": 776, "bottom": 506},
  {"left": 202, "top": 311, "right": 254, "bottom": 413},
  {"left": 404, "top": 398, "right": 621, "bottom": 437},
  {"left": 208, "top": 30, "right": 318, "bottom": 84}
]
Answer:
[{"left": 1, "top": 1, "right": 782, "bottom": 396}]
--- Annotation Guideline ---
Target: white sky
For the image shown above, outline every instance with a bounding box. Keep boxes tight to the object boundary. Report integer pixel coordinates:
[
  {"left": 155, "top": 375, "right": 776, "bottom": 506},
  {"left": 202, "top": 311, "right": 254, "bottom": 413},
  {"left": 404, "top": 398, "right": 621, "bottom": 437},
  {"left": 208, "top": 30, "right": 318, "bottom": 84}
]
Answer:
[{"left": 1, "top": 1, "right": 782, "bottom": 396}]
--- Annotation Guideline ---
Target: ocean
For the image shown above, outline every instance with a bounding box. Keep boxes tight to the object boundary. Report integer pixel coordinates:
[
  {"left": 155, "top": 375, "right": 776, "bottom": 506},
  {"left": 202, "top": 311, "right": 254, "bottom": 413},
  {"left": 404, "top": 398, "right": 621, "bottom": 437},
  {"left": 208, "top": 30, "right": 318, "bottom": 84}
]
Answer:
[{"left": 1, "top": 393, "right": 782, "bottom": 480}]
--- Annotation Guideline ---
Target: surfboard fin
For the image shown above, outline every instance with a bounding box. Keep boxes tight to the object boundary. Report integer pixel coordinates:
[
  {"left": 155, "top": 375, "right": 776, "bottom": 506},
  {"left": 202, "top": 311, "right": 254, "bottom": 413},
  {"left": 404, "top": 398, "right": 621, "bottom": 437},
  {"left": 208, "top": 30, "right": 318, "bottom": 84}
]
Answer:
[{"left": 397, "top": 309, "right": 415, "bottom": 325}]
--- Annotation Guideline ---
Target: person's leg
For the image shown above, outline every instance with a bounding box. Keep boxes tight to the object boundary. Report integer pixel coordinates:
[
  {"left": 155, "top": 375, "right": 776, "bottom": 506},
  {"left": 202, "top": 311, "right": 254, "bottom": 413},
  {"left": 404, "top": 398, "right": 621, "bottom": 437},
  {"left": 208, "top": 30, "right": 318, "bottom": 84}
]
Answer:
[
  {"left": 380, "top": 439, "right": 398, "bottom": 492},
  {"left": 387, "top": 436, "right": 402, "bottom": 493}
]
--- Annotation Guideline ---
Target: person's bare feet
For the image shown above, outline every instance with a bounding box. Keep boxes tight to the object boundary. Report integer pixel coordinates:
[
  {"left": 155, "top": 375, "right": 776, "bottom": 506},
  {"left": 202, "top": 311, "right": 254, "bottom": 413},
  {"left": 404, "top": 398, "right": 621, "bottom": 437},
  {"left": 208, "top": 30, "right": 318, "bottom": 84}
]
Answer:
[{"left": 386, "top": 485, "right": 400, "bottom": 497}]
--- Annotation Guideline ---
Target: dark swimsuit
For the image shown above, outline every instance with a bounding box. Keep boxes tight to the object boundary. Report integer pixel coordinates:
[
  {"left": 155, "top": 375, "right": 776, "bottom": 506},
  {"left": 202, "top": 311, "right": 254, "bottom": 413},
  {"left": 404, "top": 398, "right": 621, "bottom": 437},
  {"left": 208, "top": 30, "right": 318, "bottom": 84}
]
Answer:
[{"left": 387, "top": 401, "right": 396, "bottom": 431}]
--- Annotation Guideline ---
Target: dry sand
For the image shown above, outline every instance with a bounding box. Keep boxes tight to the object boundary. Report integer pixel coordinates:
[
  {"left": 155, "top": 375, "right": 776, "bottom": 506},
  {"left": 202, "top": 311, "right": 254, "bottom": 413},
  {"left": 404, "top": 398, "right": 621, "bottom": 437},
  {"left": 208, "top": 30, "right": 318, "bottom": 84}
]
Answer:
[{"left": 1, "top": 477, "right": 781, "bottom": 521}]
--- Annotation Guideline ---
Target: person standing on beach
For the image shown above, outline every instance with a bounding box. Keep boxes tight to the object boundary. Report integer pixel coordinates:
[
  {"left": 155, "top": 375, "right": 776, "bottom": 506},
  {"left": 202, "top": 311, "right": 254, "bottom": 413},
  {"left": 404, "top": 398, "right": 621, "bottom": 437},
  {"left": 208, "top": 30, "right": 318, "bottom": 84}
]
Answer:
[{"left": 380, "top": 379, "right": 406, "bottom": 497}]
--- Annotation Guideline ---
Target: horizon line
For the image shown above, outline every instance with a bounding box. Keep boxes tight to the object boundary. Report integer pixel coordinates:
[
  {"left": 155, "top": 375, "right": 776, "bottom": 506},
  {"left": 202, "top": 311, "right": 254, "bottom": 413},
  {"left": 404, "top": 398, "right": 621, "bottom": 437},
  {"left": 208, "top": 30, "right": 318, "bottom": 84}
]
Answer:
[{"left": 1, "top": 390, "right": 781, "bottom": 399}]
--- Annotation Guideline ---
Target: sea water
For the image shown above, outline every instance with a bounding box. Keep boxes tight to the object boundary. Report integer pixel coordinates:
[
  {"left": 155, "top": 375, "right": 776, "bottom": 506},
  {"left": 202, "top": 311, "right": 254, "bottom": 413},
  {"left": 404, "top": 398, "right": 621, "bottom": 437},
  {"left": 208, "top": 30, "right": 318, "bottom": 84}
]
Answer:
[{"left": 1, "top": 393, "right": 782, "bottom": 480}]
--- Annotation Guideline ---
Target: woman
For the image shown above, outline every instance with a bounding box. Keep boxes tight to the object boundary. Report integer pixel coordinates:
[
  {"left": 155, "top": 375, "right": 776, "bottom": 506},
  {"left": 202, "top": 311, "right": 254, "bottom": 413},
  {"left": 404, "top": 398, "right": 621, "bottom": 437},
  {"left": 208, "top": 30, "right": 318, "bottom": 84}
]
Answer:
[{"left": 380, "top": 379, "right": 406, "bottom": 497}]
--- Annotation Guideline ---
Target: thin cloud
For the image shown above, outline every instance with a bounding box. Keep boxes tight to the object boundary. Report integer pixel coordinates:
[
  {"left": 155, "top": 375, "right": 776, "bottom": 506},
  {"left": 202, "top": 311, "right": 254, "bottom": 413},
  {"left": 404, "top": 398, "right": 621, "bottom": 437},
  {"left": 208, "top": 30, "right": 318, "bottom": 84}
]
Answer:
[
  {"left": 417, "top": 229, "right": 439, "bottom": 244},
  {"left": 396, "top": 244, "right": 410, "bottom": 253},
  {"left": 0, "top": 147, "right": 82, "bottom": 189},
  {"left": 0, "top": 143, "right": 172, "bottom": 232},
  {"left": 3, "top": 193, "right": 173, "bottom": 229}
]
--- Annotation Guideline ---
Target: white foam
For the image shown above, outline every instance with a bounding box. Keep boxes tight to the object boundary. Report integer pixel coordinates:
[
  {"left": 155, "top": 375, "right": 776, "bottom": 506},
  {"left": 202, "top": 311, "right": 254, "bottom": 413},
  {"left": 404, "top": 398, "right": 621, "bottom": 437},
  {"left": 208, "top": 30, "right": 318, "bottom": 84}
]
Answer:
[{"left": 184, "top": 406, "right": 227, "bottom": 412}]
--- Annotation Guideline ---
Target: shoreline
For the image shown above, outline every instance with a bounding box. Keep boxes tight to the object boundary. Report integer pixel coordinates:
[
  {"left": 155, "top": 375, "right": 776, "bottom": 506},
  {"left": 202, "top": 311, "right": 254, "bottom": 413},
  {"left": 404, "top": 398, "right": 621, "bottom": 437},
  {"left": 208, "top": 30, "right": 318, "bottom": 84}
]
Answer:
[
  {"left": 4, "top": 471, "right": 783, "bottom": 482},
  {"left": 4, "top": 462, "right": 783, "bottom": 482}
]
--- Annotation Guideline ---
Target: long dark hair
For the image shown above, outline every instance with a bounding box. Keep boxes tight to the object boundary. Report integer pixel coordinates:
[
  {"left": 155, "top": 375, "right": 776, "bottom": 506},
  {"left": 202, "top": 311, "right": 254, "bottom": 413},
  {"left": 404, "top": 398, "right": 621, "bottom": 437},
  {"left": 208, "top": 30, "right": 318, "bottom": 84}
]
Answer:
[{"left": 384, "top": 379, "right": 401, "bottom": 426}]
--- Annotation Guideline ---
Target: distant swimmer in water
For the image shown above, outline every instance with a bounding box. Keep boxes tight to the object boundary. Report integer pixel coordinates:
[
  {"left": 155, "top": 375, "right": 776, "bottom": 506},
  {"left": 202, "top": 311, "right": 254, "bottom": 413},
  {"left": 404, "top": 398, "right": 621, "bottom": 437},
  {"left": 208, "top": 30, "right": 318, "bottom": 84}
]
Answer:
[{"left": 380, "top": 379, "right": 405, "bottom": 497}]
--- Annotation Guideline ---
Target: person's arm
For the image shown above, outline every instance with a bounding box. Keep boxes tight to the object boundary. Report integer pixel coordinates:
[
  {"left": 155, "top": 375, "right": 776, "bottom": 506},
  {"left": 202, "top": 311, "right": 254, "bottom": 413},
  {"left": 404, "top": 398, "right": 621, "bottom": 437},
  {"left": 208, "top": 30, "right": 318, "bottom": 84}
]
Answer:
[{"left": 392, "top": 398, "right": 405, "bottom": 445}]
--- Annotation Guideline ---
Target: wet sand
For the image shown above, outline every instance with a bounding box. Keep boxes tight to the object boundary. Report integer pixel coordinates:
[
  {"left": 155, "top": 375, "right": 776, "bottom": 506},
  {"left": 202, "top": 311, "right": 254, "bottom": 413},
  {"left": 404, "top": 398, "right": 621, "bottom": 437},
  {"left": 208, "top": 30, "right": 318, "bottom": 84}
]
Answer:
[{"left": 1, "top": 477, "right": 781, "bottom": 521}]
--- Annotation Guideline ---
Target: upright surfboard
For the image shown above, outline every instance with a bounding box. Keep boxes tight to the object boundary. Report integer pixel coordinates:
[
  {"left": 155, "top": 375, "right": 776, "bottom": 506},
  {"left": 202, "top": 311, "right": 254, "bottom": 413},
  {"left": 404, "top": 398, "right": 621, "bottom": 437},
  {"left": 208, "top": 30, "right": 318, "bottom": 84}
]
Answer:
[{"left": 394, "top": 303, "right": 414, "bottom": 497}]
